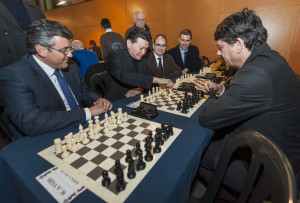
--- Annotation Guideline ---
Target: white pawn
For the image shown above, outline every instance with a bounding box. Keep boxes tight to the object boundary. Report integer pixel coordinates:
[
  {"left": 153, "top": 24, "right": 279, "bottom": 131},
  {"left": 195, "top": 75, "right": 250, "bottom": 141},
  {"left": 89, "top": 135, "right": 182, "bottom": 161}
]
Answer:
[
  {"left": 103, "top": 125, "right": 109, "bottom": 133},
  {"left": 168, "top": 93, "right": 171, "bottom": 100},
  {"left": 113, "top": 119, "right": 118, "bottom": 128},
  {"left": 117, "top": 114, "right": 122, "bottom": 125},
  {"left": 61, "top": 145, "right": 70, "bottom": 159},
  {"left": 82, "top": 132, "right": 90, "bottom": 144},
  {"left": 118, "top": 108, "right": 123, "bottom": 117},
  {"left": 169, "top": 89, "right": 173, "bottom": 96},
  {"left": 140, "top": 95, "right": 144, "bottom": 102},
  {"left": 146, "top": 97, "right": 149, "bottom": 103},
  {"left": 54, "top": 138, "right": 62, "bottom": 154},
  {"left": 71, "top": 138, "right": 78, "bottom": 151},
  {"left": 94, "top": 128, "right": 100, "bottom": 139},
  {"left": 89, "top": 128, "right": 95, "bottom": 139},
  {"left": 123, "top": 112, "right": 129, "bottom": 121},
  {"left": 152, "top": 95, "right": 156, "bottom": 102},
  {"left": 105, "top": 113, "right": 108, "bottom": 120}
]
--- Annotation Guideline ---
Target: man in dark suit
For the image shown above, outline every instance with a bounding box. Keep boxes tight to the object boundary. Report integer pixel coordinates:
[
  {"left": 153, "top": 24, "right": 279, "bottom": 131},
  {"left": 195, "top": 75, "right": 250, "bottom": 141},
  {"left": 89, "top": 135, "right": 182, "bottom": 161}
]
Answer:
[
  {"left": 166, "top": 29, "right": 203, "bottom": 74},
  {"left": 107, "top": 28, "right": 173, "bottom": 98},
  {"left": 147, "top": 34, "right": 182, "bottom": 79},
  {"left": 0, "top": 0, "right": 45, "bottom": 69},
  {"left": 0, "top": 19, "right": 112, "bottom": 141},
  {"left": 197, "top": 8, "right": 300, "bottom": 201}
]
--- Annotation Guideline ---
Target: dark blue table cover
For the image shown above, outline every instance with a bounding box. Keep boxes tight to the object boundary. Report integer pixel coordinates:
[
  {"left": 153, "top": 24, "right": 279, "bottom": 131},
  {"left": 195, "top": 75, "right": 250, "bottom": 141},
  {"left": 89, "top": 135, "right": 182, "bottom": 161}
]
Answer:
[{"left": 0, "top": 95, "right": 213, "bottom": 203}]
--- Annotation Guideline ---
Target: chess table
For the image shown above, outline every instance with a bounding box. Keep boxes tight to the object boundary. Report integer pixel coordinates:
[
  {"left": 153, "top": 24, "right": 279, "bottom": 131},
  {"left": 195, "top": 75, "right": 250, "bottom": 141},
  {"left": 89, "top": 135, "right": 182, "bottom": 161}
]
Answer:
[{"left": 0, "top": 95, "right": 214, "bottom": 203}]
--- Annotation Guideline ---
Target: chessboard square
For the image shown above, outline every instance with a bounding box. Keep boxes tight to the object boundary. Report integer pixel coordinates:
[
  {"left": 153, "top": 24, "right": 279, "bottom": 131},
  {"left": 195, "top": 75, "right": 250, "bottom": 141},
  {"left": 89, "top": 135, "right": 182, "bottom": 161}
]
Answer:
[
  {"left": 110, "top": 150, "right": 125, "bottom": 160},
  {"left": 119, "top": 144, "right": 134, "bottom": 153},
  {"left": 111, "top": 141, "right": 124, "bottom": 149},
  {"left": 139, "top": 122, "right": 150, "bottom": 128},
  {"left": 157, "top": 104, "right": 163, "bottom": 108},
  {"left": 90, "top": 153, "right": 107, "bottom": 165},
  {"left": 133, "top": 126, "right": 145, "bottom": 133},
  {"left": 126, "top": 124, "right": 137, "bottom": 130},
  {"left": 99, "top": 157, "right": 115, "bottom": 170},
  {"left": 141, "top": 128, "right": 150, "bottom": 135},
  {"left": 70, "top": 157, "right": 88, "bottom": 168},
  {"left": 87, "top": 166, "right": 102, "bottom": 181},
  {"left": 78, "top": 161, "right": 97, "bottom": 174},
  {"left": 98, "top": 135, "right": 109, "bottom": 142},
  {"left": 114, "top": 126, "right": 124, "bottom": 132},
  {"left": 86, "top": 140, "right": 100, "bottom": 149},
  {"left": 93, "top": 144, "right": 109, "bottom": 153},
  {"left": 76, "top": 146, "right": 91, "bottom": 156},
  {"left": 101, "top": 147, "right": 117, "bottom": 157},
  {"left": 127, "top": 138, "right": 140, "bottom": 147},
  {"left": 63, "top": 152, "right": 81, "bottom": 164},
  {"left": 126, "top": 118, "right": 136, "bottom": 124},
  {"left": 82, "top": 149, "right": 99, "bottom": 161},
  {"left": 167, "top": 107, "right": 175, "bottom": 111},
  {"left": 127, "top": 131, "right": 138, "bottom": 137},
  {"left": 103, "top": 138, "right": 118, "bottom": 146},
  {"left": 118, "top": 128, "right": 131, "bottom": 135},
  {"left": 112, "top": 133, "right": 125, "bottom": 140},
  {"left": 134, "top": 133, "right": 146, "bottom": 141}
]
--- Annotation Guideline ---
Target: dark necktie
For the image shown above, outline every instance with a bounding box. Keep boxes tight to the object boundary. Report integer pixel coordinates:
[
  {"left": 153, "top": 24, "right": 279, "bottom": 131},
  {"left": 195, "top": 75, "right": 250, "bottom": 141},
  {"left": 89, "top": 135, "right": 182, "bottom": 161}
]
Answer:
[
  {"left": 183, "top": 51, "right": 187, "bottom": 66},
  {"left": 158, "top": 58, "right": 163, "bottom": 78},
  {"left": 53, "top": 70, "right": 79, "bottom": 110}
]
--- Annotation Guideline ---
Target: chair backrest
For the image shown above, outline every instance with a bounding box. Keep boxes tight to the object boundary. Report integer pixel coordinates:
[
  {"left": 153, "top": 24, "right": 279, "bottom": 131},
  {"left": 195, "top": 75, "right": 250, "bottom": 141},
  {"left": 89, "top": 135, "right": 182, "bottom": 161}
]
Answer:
[
  {"left": 200, "top": 56, "right": 210, "bottom": 65},
  {"left": 85, "top": 62, "right": 106, "bottom": 87},
  {"left": 200, "top": 130, "right": 297, "bottom": 203}
]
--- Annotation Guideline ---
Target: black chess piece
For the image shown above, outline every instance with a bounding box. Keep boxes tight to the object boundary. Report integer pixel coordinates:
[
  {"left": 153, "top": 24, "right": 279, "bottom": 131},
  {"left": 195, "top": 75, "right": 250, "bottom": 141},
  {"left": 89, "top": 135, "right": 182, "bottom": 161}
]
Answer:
[
  {"left": 116, "top": 172, "right": 126, "bottom": 192},
  {"left": 177, "top": 101, "right": 182, "bottom": 111},
  {"left": 168, "top": 123, "right": 174, "bottom": 136},
  {"left": 153, "top": 139, "right": 161, "bottom": 153},
  {"left": 135, "top": 142, "right": 142, "bottom": 155},
  {"left": 101, "top": 170, "right": 111, "bottom": 187},
  {"left": 148, "top": 131, "right": 154, "bottom": 143},
  {"left": 144, "top": 145, "right": 153, "bottom": 162},
  {"left": 136, "top": 151, "right": 146, "bottom": 171},
  {"left": 114, "top": 160, "right": 123, "bottom": 175},
  {"left": 184, "top": 92, "right": 188, "bottom": 98},
  {"left": 125, "top": 149, "right": 132, "bottom": 163},
  {"left": 127, "top": 158, "right": 136, "bottom": 179}
]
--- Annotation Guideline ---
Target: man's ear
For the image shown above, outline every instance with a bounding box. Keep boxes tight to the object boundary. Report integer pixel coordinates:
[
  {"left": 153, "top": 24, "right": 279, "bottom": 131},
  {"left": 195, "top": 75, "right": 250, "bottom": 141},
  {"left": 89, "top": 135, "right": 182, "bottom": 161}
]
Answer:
[
  {"left": 35, "top": 44, "right": 48, "bottom": 57},
  {"left": 235, "top": 38, "right": 245, "bottom": 54},
  {"left": 127, "top": 39, "right": 132, "bottom": 49}
]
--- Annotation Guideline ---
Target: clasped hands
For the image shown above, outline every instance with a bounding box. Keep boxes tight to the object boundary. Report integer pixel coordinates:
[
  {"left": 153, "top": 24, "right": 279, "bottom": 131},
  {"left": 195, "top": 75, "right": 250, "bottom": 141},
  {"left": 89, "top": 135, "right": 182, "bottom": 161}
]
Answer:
[
  {"left": 89, "top": 98, "right": 112, "bottom": 116},
  {"left": 202, "top": 81, "right": 224, "bottom": 95}
]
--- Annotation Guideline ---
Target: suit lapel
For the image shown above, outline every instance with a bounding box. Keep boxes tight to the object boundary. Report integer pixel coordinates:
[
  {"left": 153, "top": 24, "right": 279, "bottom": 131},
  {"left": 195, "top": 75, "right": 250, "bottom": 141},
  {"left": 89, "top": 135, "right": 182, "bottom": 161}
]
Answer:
[
  {"left": 27, "top": 55, "right": 66, "bottom": 107},
  {"left": 150, "top": 53, "right": 159, "bottom": 75},
  {"left": 176, "top": 45, "right": 184, "bottom": 67},
  {"left": 62, "top": 67, "right": 82, "bottom": 107}
]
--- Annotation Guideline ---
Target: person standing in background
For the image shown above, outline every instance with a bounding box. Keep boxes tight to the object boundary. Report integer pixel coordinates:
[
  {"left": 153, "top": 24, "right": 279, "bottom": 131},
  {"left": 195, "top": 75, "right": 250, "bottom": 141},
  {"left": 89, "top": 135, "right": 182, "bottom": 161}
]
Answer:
[
  {"left": 100, "top": 18, "right": 124, "bottom": 62},
  {"left": 89, "top": 40, "right": 103, "bottom": 61}
]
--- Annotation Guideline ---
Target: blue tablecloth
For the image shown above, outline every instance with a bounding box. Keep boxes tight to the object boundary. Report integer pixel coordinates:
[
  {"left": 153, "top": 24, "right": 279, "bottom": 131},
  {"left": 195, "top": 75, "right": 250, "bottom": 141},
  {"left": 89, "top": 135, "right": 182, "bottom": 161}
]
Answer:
[{"left": 0, "top": 95, "right": 213, "bottom": 203}]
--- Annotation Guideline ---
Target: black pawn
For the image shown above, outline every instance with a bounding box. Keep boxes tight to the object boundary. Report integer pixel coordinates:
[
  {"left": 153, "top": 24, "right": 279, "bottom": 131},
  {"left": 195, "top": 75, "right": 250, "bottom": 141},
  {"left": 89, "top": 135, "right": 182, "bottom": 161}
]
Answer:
[
  {"left": 114, "top": 160, "right": 123, "bottom": 175},
  {"left": 144, "top": 146, "right": 153, "bottom": 162},
  {"left": 101, "top": 170, "right": 111, "bottom": 187},
  {"left": 168, "top": 123, "right": 174, "bottom": 136},
  {"left": 135, "top": 142, "right": 141, "bottom": 155},
  {"left": 177, "top": 101, "right": 182, "bottom": 111},
  {"left": 127, "top": 158, "right": 136, "bottom": 179},
  {"left": 153, "top": 139, "right": 161, "bottom": 153},
  {"left": 116, "top": 172, "right": 126, "bottom": 192},
  {"left": 148, "top": 131, "right": 154, "bottom": 143},
  {"left": 125, "top": 149, "right": 132, "bottom": 163},
  {"left": 136, "top": 151, "right": 146, "bottom": 171}
]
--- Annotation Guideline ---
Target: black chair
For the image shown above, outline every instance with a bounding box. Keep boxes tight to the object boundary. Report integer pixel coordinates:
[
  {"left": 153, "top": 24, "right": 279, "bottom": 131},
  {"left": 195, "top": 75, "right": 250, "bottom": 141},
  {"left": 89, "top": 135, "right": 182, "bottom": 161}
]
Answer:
[
  {"left": 197, "top": 130, "right": 297, "bottom": 203},
  {"left": 200, "top": 56, "right": 210, "bottom": 66},
  {"left": 85, "top": 62, "right": 106, "bottom": 87},
  {"left": 90, "top": 71, "right": 126, "bottom": 102}
]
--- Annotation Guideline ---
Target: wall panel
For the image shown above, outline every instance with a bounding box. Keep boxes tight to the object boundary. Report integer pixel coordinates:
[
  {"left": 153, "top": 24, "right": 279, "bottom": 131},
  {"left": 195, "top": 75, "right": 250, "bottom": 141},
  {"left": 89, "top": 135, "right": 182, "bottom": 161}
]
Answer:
[{"left": 288, "top": 52, "right": 300, "bottom": 74}]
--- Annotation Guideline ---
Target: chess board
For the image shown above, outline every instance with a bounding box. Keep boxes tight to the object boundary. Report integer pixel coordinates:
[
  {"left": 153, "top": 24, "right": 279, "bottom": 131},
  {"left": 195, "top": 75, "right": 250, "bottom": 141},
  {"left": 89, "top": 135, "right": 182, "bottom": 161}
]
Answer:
[
  {"left": 38, "top": 115, "right": 182, "bottom": 203},
  {"left": 128, "top": 89, "right": 207, "bottom": 118}
]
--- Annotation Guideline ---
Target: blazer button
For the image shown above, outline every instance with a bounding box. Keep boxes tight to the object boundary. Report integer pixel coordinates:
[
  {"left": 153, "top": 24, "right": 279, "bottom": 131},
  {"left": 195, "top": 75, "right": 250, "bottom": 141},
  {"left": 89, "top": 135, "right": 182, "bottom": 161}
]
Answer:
[
  {"left": 6, "top": 48, "right": 12, "bottom": 53},
  {"left": 4, "top": 30, "right": 9, "bottom": 35}
]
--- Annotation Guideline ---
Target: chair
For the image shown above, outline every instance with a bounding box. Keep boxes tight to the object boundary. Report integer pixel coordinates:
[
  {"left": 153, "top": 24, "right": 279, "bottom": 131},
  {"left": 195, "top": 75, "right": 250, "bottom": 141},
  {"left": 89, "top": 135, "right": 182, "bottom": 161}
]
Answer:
[
  {"left": 197, "top": 130, "right": 297, "bottom": 203},
  {"left": 200, "top": 56, "right": 210, "bottom": 66},
  {"left": 89, "top": 71, "right": 126, "bottom": 102},
  {"left": 85, "top": 62, "right": 106, "bottom": 87}
]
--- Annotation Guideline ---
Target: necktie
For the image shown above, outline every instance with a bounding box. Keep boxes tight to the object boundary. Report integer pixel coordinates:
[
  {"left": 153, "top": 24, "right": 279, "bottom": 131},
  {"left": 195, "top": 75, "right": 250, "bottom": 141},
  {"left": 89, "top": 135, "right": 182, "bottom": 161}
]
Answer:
[
  {"left": 158, "top": 58, "right": 163, "bottom": 78},
  {"left": 53, "top": 70, "right": 79, "bottom": 110},
  {"left": 183, "top": 51, "right": 187, "bottom": 66}
]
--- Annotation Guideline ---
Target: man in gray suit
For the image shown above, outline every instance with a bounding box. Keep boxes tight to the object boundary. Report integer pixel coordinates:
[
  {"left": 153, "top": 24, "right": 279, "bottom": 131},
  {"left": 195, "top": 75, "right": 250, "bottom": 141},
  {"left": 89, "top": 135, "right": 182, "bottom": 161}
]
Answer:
[
  {"left": 0, "top": 0, "right": 45, "bottom": 68},
  {"left": 197, "top": 8, "right": 300, "bottom": 201},
  {"left": 0, "top": 19, "right": 112, "bottom": 140},
  {"left": 147, "top": 34, "right": 182, "bottom": 79}
]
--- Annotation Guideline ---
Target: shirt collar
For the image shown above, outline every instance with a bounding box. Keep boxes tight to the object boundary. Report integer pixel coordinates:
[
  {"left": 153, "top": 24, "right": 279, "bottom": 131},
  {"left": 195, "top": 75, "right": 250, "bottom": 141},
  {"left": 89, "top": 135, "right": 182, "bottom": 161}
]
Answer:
[
  {"left": 32, "top": 55, "right": 56, "bottom": 77},
  {"left": 105, "top": 28, "right": 112, "bottom": 33},
  {"left": 179, "top": 46, "right": 188, "bottom": 54},
  {"left": 153, "top": 52, "right": 163, "bottom": 61}
]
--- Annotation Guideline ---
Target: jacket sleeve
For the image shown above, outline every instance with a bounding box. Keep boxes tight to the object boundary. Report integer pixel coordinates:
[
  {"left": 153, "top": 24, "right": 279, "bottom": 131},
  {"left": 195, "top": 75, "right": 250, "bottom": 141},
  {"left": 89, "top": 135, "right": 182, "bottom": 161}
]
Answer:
[{"left": 164, "top": 54, "right": 182, "bottom": 79}]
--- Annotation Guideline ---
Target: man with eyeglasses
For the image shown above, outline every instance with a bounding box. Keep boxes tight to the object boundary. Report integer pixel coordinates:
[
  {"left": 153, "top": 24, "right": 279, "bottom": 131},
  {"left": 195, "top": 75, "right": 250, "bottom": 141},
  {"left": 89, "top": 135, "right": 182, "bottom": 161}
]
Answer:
[
  {"left": 166, "top": 29, "right": 203, "bottom": 74},
  {"left": 107, "top": 28, "right": 173, "bottom": 99},
  {"left": 147, "top": 34, "right": 182, "bottom": 79},
  {"left": 0, "top": 19, "right": 112, "bottom": 140}
]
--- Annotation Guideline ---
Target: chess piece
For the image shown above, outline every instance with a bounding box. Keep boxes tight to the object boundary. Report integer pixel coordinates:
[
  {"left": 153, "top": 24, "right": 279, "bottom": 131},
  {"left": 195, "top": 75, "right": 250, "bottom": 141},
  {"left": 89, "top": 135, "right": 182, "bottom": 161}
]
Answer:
[
  {"left": 148, "top": 131, "right": 154, "bottom": 143},
  {"left": 125, "top": 149, "right": 132, "bottom": 163},
  {"left": 54, "top": 138, "right": 62, "bottom": 154},
  {"left": 71, "top": 138, "right": 78, "bottom": 151},
  {"left": 103, "top": 125, "right": 109, "bottom": 133},
  {"left": 153, "top": 139, "right": 161, "bottom": 154},
  {"left": 135, "top": 142, "right": 142, "bottom": 155},
  {"left": 94, "top": 128, "right": 100, "bottom": 139},
  {"left": 168, "top": 123, "right": 174, "bottom": 136},
  {"left": 101, "top": 170, "right": 111, "bottom": 187},
  {"left": 140, "top": 95, "right": 144, "bottom": 102},
  {"left": 117, "top": 114, "right": 122, "bottom": 125},
  {"left": 123, "top": 112, "right": 129, "bottom": 121},
  {"left": 82, "top": 132, "right": 90, "bottom": 144},
  {"left": 127, "top": 158, "right": 136, "bottom": 179},
  {"left": 136, "top": 151, "right": 146, "bottom": 171},
  {"left": 61, "top": 145, "right": 70, "bottom": 159},
  {"left": 144, "top": 145, "right": 153, "bottom": 162},
  {"left": 114, "top": 160, "right": 123, "bottom": 175},
  {"left": 116, "top": 172, "right": 126, "bottom": 192}
]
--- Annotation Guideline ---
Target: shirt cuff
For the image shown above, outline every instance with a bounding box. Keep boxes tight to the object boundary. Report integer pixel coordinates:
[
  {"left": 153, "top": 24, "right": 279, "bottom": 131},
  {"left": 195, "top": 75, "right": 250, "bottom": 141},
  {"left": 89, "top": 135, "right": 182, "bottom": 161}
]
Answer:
[
  {"left": 216, "top": 85, "right": 225, "bottom": 97},
  {"left": 84, "top": 108, "right": 92, "bottom": 121}
]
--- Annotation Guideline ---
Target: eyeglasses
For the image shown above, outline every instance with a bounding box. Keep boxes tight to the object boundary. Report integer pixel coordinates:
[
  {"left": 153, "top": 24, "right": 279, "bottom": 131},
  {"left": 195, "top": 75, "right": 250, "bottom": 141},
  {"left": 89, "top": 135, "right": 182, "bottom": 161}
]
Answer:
[
  {"left": 155, "top": 44, "right": 166, "bottom": 48},
  {"left": 48, "top": 46, "right": 73, "bottom": 55}
]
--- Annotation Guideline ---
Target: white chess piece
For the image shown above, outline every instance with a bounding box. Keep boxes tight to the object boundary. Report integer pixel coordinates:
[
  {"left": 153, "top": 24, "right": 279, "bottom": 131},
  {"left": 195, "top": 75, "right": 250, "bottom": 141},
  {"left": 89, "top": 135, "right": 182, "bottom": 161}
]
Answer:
[
  {"left": 61, "top": 145, "right": 70, "bottom": 159},
  {"left": 117, "top": 114, "right": 122, "bottom": 125},
  {"left": 82, "top": 132, "right": 90, "bottom": 144},
  {"left": 123, "top": 112, "right": 129, "bottom": 121},
  {"left": 94, "top": 128, "right": 100, "bottom": 139},
  {"left": 140, "top": 95, "right": 144, "bottom": 102},
  {"left": 71, "top": 138, "right": 78, "bottom": 151},
  {"left": 103, "top": 125, "right": 109, "bottom": 133},
  {"left": 54, "top": 138, "right": 62, "bottom": 154}
]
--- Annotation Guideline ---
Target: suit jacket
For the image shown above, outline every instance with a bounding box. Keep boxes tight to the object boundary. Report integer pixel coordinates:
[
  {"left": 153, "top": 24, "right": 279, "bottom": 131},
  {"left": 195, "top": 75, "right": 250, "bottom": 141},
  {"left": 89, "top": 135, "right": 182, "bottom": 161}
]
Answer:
[
  {"left": 147, "top": 52, "right": 182, "bottom": 79},
  {"left": 199, "top": 43, "right": 300, "bottom": 169},
  {"left": 0, "top": 0, "right": 45, "bottom": 68},
  {"left": 106, "top": 48, "right": 154, "bottom": 95},
  {"left": 166, "top": 45, "right": 203, "bottom": 72},
  {"left": 0, "top": 55, "right": 100, "bottom": 138}
]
